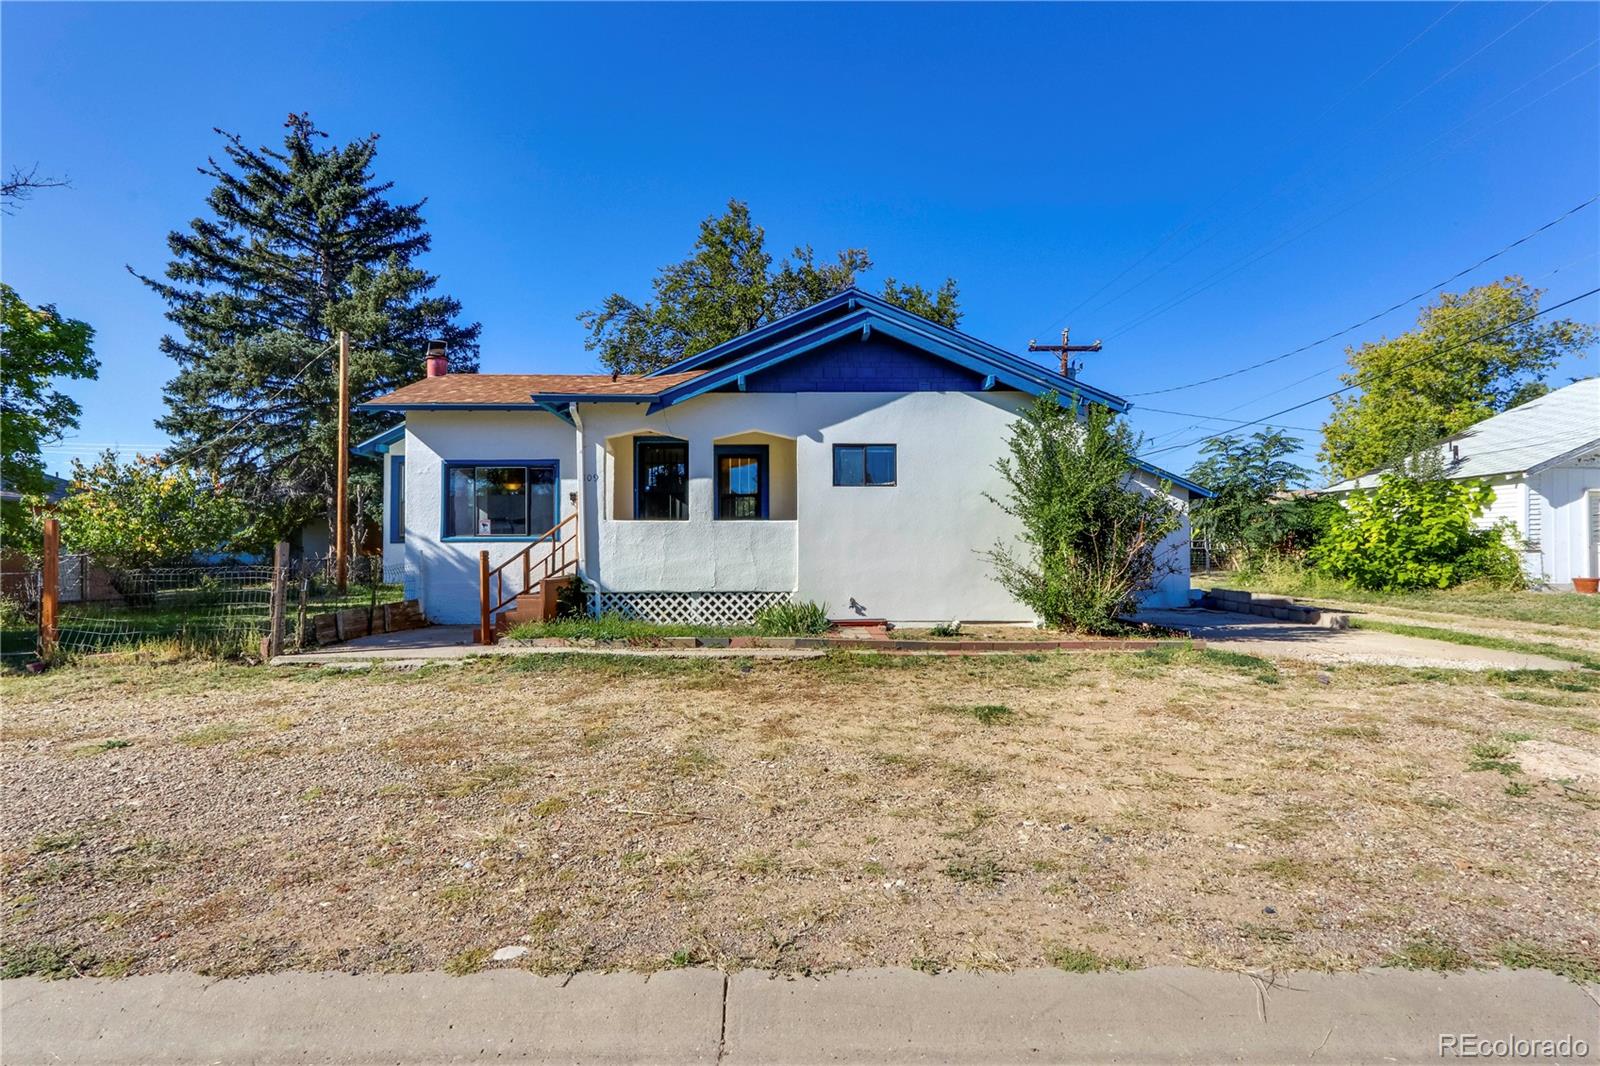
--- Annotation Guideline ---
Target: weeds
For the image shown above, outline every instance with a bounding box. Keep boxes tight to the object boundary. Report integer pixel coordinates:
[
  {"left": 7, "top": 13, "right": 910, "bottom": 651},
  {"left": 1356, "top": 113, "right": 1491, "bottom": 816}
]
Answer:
[
  {"left": 938, "top": 703, "right": 1014, "bottom": 726},
  {"left": 753, "top": 600, "right": 831, "bottom": 636},
  {"left": 1495, "top": 941, "right": 1600, "bottom": 984},
  {"left": 1467, "top": 739, "right": 1520, "bottom": 776},
  {"left": 943, "top": 855, "right": 1008, "bottom": 886},
  {"left": 1047, "top": 945, "right": 1137, "bottom": 973},
  {"left": 1384, "top": 937, "right": 1471, "bottom": 971},
  {"left": 444, "top": 947, "right": 490, "bottom": 976}
]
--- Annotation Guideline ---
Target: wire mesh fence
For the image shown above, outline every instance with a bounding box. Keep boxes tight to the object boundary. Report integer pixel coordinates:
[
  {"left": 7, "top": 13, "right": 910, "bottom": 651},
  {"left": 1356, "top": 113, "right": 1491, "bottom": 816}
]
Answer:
[{"left": 9, "top": 553, "right": 408, "bottom": 659}]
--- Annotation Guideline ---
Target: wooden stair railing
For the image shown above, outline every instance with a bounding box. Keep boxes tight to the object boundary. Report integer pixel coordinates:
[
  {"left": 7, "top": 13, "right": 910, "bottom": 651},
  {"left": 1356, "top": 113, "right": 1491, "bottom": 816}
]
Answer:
[{"left": 477, "top": 513, "right": 578, "bottom": 645}]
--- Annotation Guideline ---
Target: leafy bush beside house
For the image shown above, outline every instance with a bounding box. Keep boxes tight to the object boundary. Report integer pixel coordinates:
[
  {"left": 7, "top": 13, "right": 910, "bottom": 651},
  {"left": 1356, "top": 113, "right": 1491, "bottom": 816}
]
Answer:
[
  {"left": 1311, "top": 472, "right": 1524, "bottom": 591},
  {"left": 986, "top": 394, "right": 1182, "bottom": 634}
]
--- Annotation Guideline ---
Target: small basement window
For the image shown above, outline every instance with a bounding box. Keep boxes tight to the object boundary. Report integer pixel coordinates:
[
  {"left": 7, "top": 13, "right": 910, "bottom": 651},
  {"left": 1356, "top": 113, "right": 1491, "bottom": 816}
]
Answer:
[
  {"left": 715, "top": 444, "right": 768, "bottom": 519},
  {"left": 444, "top": 462, "right": 557, "bottom": 538},
  {"left": 832, "top": 444, "right": 896, "bottom": 486}
]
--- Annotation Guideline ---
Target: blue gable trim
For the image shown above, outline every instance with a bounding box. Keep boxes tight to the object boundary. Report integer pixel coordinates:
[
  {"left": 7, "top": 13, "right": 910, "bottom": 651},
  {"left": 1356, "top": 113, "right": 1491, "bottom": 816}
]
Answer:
[
  {"left": 1133, "top": 459, "right": 1215, "bottom": 499},
  {"left": 739, "top": 334, "right": 990, "bottom": 393},
  {"left": 647, "top": 286, "right": 1127, "bottom": 410},
  {"left": 353, "top": 423, "right": 405, "bottom": 457},
  {"left": 645, "top": 309, "right": 1128, "bottom": 415}
]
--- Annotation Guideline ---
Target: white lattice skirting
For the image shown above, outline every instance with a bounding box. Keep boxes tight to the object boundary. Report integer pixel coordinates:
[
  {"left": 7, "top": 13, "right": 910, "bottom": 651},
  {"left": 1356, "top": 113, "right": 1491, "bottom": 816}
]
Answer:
[{"left": 592, "top": 590, "right": 795, "bottom": 625}]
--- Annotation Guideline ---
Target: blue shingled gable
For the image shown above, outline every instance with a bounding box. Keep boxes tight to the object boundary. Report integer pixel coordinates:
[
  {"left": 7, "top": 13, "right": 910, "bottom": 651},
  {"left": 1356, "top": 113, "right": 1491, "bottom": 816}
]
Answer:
[{"left": 739, "top": 334, "right": 993, "bottom": 393}]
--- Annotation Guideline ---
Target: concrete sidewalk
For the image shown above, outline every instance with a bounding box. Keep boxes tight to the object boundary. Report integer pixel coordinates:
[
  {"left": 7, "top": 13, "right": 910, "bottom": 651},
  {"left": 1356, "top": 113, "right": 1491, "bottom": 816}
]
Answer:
[{"left": 3, "top": 967, "right": 1595, "bottom": 1064}]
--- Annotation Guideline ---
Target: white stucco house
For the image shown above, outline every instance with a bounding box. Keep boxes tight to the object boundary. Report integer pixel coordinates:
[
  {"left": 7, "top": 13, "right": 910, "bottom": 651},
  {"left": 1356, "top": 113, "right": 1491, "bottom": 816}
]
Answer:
[
  {"left": 355, "top": 289, "right": 1212, "bottom": 629},
  {"left": 1322, "top": 376, "right": 1600, "bottom": 587}
]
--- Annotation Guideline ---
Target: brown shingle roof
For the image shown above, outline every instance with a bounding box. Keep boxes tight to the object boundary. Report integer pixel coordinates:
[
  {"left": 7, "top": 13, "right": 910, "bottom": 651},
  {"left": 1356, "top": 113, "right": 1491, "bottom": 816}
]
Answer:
[{"left": 361, "top": 371, "right": 707, "bottom": 408}]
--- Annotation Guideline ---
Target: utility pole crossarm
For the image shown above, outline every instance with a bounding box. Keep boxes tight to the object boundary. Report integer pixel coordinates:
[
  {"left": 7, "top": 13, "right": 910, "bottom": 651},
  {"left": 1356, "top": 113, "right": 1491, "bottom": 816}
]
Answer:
[{"left": 1028, "top": 328, "right": 1102, "bottom": 380}]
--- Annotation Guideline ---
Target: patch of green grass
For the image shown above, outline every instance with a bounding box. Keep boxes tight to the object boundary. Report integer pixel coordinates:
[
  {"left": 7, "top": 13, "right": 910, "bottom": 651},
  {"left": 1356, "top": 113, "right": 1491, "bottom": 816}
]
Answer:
[
  {"left": 177, "top": 722, "right": 246, "bottom": 747},
  {"left": 943, "top": 855, "right": 1009, "bottom": 887},
  {"left": 70, "top": 738, "right": 132, "bottom": 756},
  {"left": 1047, "top": 945, "right": 1137, "bottom": 973},
  {"left": 1322, "top": 724, "right": 1382, "bottom": 740},
  {"left": 505, "top": 613, "right": 756, "bottom": 641},
  {"left": 30, "top": 831, "right": 84, "bottom": 854},
  {"left": 1253, "top": 857, "right": 1313, "bottom": 884},
  {"left": 432, "top": 763, "right": 524, "bottom": 798},
  {"left": 1136, "top": 645, "right": 1279, "bottom": 684},
  {"left": 1200, "top": 571, "right": 1599, "bottom": 630},
  {"left": 663, "top": 948, "right": 703, "bottom": 969},
  {"left": 1496, "top": 941, "right": 1600, "bottom": 983},
  {"left": 1384, "top": 937, "right": 1471, "bottom": 972},
  {"left": 1350, "top": 619, "right": 1600, "bottom": 671},
  {"left": 530, "top": 796, "right": 568, "bottom": 817},
  {"left": 909, "top": 956, "right": 943, "bottom": 973},
  {"left": 1504, "top": 781, "right": 1533, "bottom": 797},
  {"left": 503, "top": 653, "right": 724, "bottom": 679},
  {"left": 443, "top": 947, "right": 490, "bottom": 976},
  {"left": 936, "top": 703, "right": 1014, "bottom": 726},
  {"left": 1467, "top": 739, "right": 1520, "bottom": 776},
  {"left": 0, "top": 941, "right": 96, "bottom": 979}
]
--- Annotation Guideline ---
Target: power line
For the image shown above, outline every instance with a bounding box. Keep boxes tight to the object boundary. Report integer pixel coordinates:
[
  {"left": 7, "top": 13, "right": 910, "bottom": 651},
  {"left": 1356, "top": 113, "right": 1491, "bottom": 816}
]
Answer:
[
  {"left": 161, "top": 342, "right": 336, "bottom": 468},
  {"left": 1097, "top": 41, "right": 1599, "bottom": 343},
  {"left": 1139, "top": 285, "right": 1600, "bottom": 459},
  {"left": 1123, "top": 195, "right": 1598, "bottom": 398},
  {"left": 1133, "top": 406, "right": 1321, "bottom": 433},
  {"left": 1031, "top": 3, "right": 1469, "bottom": 336},
  {"left": 1139, "top": 248, "right": 1600, "bottom": 449}
]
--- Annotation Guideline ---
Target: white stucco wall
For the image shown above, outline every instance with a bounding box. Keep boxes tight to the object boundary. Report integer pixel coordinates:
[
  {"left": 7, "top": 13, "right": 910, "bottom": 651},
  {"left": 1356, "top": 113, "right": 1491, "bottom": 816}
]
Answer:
[
  {"left": 576, "top": 391, "right": 1195, "bottom": 623},
  {"left": 401, "top": 409, "right": 578, "bottom": 623},
  {"left": 379, "top": 439, "right": 407, "bottom": 577},
  {"left": 1528, "top": 452, "right": 1600, "bottom": 585}
]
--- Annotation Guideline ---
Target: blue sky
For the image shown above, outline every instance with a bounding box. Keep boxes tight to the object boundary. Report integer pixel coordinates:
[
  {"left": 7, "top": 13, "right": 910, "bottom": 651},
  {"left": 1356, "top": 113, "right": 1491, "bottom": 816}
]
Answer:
[{"left": 3, "top": 1, "right": 1597, "bottom": 480}]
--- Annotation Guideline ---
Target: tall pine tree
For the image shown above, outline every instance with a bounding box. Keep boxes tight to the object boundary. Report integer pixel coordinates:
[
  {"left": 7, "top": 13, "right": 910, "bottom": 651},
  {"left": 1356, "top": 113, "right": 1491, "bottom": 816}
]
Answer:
[{"left": 133, "top": 114, "right": 480, "bottom": 538}]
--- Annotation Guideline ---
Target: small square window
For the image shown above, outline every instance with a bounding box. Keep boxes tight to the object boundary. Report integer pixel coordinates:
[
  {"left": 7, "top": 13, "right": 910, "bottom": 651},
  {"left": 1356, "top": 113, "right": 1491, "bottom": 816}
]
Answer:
[{"left": 833, "top": 444, "right": 896, "bottom": 486}]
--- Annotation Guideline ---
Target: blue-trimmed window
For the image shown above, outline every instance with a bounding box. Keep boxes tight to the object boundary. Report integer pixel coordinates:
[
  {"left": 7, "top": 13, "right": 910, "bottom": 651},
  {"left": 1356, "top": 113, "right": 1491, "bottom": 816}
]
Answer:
[
  {"left": 832, "top": 444, "right": 896, "bottom": 486},
  {"left": 389, "top": 455, "right": 405, "bottom": 543},
  {"left": 634, "top": 437, "right": 688, "bottom": 520},
  {"left": 715, "top": 444, "right": 768, "bottom": 520},
  {"left": 444, "top": 461, "right": 557, "bottom": 539}
]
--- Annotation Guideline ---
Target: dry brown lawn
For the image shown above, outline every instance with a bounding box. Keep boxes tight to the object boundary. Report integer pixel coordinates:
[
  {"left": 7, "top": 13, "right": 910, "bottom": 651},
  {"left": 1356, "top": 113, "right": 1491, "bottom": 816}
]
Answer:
[{"left": 2, "top": 648, "right": 1596, "bottom": 980}]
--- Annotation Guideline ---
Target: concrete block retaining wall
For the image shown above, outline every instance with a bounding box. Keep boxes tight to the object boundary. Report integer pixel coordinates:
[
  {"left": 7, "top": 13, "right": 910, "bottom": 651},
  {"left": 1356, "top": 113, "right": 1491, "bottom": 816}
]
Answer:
[{"left": 1199, "top": 587, "right": 1349, "bottom": 629}]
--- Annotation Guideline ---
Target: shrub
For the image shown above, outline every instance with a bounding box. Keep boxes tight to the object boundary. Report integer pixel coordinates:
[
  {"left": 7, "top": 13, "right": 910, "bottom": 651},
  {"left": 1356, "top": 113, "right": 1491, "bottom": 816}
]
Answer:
[
  {"left": 986, "top": 394, "right": 1183, "bottom": 634},
  {"left": 753, "top": 599, "right": 830, "bottom": 636},
  {"left": 929, "top": 620, "right": 962, "bottom": 637},
  {"left": 1311, "top": 473, "right": 1525, "bottom": 591}
]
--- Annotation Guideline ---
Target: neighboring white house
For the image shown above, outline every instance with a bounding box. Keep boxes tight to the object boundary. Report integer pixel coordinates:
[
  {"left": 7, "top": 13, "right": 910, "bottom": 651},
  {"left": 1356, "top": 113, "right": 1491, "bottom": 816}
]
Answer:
[
  {"left": 1322, "top": 377, "right": 1600, "bottom": 587},
  {"left": 355, "top": 289, "right": 1212, "bottom": 627}
]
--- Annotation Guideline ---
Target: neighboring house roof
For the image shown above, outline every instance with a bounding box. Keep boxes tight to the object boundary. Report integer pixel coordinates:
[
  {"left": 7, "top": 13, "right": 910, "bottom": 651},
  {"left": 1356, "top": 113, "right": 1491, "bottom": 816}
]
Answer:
[
  {"left": 1133, "top": 461, "right": 1215, "bottom": 499},
  {"left": 0, "top": 472, "right": 70, "bottom": 506},
  {"left": 1323, "top": 377, "right": 1600, "bottom": 492}
]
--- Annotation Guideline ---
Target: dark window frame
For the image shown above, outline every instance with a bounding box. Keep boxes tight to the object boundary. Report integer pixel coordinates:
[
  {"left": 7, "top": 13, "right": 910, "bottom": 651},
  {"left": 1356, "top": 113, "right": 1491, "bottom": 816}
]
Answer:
[
  {"left": 714, "top": 444, "right": 769, "bottom": 520},
  {"left": 632, "top": 436, "right": 690, "bottom": 521},
  {"left": 441, "top": 459, "right": 560, "bottom": 541},
  {"left": 832, "top": 443, "right": 897, "bottom": 487}
]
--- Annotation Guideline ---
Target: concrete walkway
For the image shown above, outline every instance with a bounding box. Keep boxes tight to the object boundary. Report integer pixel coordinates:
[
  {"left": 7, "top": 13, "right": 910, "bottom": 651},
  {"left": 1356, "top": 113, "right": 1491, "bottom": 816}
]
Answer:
[
  {"left": 3, "top": 967, "right": 1595, "bottom": 1064},
  {"left": 1135, "top": 607, "right": 1578, "bottom": 671}
]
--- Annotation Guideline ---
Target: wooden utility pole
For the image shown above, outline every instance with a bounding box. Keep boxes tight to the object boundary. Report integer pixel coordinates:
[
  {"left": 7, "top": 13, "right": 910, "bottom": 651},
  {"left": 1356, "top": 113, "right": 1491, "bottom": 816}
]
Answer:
[
  {"left": 335, "top": 330, "right": 351, "bottom": 593},
  {"left": 39, "top": 517, "right": 59, "bottom": 659},
  {"left": 1028, "top": 328, "right": 1102, "bottom": 380}
]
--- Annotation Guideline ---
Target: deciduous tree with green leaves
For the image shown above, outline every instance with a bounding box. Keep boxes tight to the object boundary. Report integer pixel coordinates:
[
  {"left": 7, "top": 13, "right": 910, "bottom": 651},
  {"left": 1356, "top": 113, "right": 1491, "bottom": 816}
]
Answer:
[
  {"left": 132, "top": 113, "right": 480, "bottom": 540},
  {"left": 52, "top": 451, "right": 249, "bottom": 571},
  {"left": 986, "top": 394, "right": 1183, "bottom": 634},
  {"left": 1186, "top": 430, "right": 1324, "bottom": 566},
  {"left": 1320, "top": 278, "right": 1595, "bottom": 478},
  {"left": 580, "top": 199, "right": 962, "bottom": 375},
  {"left": 1, "top": 283, "right": 99, "bottom": 549}
]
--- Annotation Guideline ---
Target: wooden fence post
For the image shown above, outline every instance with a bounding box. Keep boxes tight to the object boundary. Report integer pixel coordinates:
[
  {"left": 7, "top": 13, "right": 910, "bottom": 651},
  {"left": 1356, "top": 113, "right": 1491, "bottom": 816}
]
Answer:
[
  {"left": 479, "top": 550, "right": 493, "bottom": 646},
  {"left": 38, "top": 518, "right": 59, "bottom": 659},
  {"left": 267, "top": 541, "right": 289, "bottom": 658}
]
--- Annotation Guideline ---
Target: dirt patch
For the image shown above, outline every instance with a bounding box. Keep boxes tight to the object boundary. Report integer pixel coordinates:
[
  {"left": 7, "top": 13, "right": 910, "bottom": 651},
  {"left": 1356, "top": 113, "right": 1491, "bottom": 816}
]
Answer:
[
  {"left": 1517, "top": 740, "right": 1600, "bottom": 788},
  {"left": 3, "top": 651, "right": 1597, "bottom": 979}
]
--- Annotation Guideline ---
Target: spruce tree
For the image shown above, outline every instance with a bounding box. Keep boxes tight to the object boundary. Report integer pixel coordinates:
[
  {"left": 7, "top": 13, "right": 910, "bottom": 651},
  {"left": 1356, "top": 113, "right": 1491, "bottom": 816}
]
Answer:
[{"left": 133, "top": 113, "right": 480, "bottom": 538}]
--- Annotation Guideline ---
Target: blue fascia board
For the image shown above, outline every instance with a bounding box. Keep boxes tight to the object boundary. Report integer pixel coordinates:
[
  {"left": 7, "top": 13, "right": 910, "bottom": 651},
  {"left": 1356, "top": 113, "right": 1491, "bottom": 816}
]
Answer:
[
  {"left": 357, "top": 402, "right": 545, "bottom": 412},
  {"left": 1133, "top": 459, "right": 1215, "bottom": 499},
  {"left": 647, "top": 290, "right": 861, "bottom": 377},
  {"left": 647, "top": 286, "right": 1128, "bottom": 410},
  {"left": 353, "top": 423, "right": 405, "bottom": 457},
  {"left": 535, "top": 401, "right": 576, "bottom": 425},
  {"left": 647, "top": 310, "right": 1130, "bottom": 414}
]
